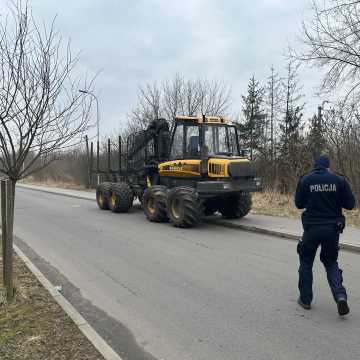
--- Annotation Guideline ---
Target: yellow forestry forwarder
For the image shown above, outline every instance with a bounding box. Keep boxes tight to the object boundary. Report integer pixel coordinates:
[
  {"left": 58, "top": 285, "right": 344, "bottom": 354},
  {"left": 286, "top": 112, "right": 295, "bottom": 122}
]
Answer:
[{"left": 90, "top": 115, "right": 262, "bottom": 228}]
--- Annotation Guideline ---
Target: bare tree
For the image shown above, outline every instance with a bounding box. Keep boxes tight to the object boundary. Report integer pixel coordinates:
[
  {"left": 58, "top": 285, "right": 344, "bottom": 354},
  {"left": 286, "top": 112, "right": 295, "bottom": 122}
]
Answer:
[
  {"left": 298, "top": 0, "right": 360, "bottom": 99},
  {"left": 276, "top": 61, "right": 307, "bottom": 192},
  {"left": 0, "top": 0, "right": 93, "bottom": 293},
  {"left": 322, "top": 100, "right": 360, "bottom": 201},
  {"left": 129, "top": 75, "right": 232, "bottom": 131},
  {"left": 266, "top": 66, "right": 282, "bottom": 162},
  {"left": 294, "top": 0, "right": 360, "bottom": 201},
  {"left": 162, "top": 74, "right": 184, "bottom": 120},
  {"left": 197, "top": 78, "right": 232, "bottom": 116},
  {"left": 130, "top": 83, "right": 162, "bottom": 131}
]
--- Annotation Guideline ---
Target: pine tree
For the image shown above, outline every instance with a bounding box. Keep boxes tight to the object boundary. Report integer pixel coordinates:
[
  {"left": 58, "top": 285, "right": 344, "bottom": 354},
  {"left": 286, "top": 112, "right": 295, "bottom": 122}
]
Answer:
[
  {"left": 239, "top": 76, "right": 266, "bottom": 160},
  {"left": 307, "top": 113, "right": 327, "bottom": 160}
]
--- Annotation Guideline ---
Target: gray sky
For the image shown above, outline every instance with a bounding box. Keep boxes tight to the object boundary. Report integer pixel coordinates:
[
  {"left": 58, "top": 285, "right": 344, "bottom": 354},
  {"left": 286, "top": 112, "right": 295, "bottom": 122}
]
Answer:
[{"left": 13, "top": 1, "right": 324, "bottom": 135}]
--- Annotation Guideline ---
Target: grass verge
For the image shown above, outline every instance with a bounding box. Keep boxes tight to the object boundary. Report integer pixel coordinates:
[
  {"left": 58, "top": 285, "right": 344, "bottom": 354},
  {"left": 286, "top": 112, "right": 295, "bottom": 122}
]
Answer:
[
  {"left": 251, "top": 190, "right": 360, "bottom": 228},
  {"left": 0, "top": 254, "right": 104, "bottom": 360}
]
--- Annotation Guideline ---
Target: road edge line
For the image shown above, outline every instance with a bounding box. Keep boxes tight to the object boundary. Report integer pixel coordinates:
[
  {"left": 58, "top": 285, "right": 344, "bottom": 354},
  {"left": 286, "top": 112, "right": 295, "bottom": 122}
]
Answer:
[
  {"left": 205, "top": 219, "right": 360, "bottom": 253},
  {"left": 14, "top": 244, "right": 123, "bottom": 360}
]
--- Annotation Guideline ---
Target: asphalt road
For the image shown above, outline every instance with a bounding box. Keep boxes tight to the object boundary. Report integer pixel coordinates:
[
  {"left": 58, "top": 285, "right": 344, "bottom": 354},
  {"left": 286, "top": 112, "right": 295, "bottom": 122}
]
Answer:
[{"left": 14, "top": 187, "right": 360, "bottom": 360}]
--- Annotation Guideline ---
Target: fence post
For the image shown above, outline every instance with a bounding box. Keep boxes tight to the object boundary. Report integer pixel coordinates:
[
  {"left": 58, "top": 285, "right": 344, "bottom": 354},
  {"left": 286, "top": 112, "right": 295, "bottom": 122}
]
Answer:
[
  {"left": 90, "top": 141, "right": 94, "bottom": 188},
  {"left": 96, "top": 139, "right": 100, "bottom": 185},
  {"left": 85, "top": 135, "right": 91, "bottom": 189},
  {"left": 1, "top": 180, "right": 7, "bottom": 285}
]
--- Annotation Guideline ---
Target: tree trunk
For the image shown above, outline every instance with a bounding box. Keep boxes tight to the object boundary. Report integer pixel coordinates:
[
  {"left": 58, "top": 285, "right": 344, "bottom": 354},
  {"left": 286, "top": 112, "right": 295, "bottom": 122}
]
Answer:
[
  {"left": 2, "top": 179, "right": 15, "bottom": 301},
  {"left": 1, "top": 180, "right": 7, "bottom": 285}
]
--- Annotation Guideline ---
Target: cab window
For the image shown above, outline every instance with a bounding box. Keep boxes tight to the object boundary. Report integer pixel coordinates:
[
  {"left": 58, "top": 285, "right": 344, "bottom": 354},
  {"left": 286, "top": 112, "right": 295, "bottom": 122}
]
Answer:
[
  {"left": 170, "top": 124, "right": 200, "bottom": 159},
  {"left": 170, "top": 125, "right": 183, "bottom": 158},
  {"left": 185, "top": 125, "right": 200, "bottom": 157}
]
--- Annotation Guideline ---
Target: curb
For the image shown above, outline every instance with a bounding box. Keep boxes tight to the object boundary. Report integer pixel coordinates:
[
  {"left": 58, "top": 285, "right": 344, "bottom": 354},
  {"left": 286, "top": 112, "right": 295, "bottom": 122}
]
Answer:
[
  {"left": 204, "top": 218, "right": 301, "bottom": 241},
  {"left": 205, "top": 218, "right": 360, "bottom": 253},
  {"left": 14, "top": 244, "right": 123, "bottom": 360},
  {"left": 18, "top": 183, "right": 360, "bottom": 254}
]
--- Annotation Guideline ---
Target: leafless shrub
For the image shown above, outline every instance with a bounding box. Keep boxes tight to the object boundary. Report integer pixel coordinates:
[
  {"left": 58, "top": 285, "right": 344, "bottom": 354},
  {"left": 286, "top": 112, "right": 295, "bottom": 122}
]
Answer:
[{"left": 323, "top": 100, "right": 360, "bottom": 202}]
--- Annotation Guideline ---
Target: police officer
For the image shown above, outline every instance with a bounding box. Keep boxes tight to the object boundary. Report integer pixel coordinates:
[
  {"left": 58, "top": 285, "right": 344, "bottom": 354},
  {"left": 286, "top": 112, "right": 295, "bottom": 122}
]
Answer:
[{"left": 295, "top": 154, "right": 356, "bottom": 316}]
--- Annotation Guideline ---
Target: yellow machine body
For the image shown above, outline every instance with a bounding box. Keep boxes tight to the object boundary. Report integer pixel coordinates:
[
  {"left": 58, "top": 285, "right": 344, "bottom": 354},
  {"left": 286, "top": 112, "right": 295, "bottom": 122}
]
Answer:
[{"left": 159, "top": 158, "right": 250, "bottom": 178}]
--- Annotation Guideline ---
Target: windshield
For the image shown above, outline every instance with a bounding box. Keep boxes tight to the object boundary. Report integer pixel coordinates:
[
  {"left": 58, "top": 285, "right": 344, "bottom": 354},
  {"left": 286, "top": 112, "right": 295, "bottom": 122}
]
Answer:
[
  {"left": 170, "top": 123, "right": 240, "bottom": 159},
  {"left": 204, "top": 125, "right": 237, "bottom": 156}
]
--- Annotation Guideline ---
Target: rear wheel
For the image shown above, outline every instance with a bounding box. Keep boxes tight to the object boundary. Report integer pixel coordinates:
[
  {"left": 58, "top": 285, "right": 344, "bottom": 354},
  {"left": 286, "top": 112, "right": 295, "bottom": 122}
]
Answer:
[
  {"left": 167, "top": 187, "right": 203, "bottom": 228},
  {"left": 96, "top": 182, "right": 112, "bottom": 210},
  {"left": 143, "top": 186, "right": 168, "bottom": 222},
  {"left": 219, "top": 192, "right": 252, "bottom": 219},
  {"left": 109, "top": 183, "right": 134, "bottom": 213}
]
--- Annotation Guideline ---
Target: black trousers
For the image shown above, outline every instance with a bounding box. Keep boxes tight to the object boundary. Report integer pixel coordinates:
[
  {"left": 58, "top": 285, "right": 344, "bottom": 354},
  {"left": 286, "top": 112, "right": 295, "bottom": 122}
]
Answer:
[{"left": 297, "top": 225, "right": 347, "bottom": 304}]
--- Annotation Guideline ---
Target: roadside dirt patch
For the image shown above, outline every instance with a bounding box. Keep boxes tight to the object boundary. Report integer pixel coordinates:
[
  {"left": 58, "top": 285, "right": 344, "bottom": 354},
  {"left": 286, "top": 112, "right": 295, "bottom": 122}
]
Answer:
[{"left": 0, "top": 254, "right": 104, "bottom": 360}]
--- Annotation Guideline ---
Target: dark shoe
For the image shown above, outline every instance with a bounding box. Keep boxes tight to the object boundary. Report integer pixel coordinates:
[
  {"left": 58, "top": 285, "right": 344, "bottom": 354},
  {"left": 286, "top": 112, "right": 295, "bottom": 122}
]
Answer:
[
  {"left": 337, "top": 298, "right": 350, "bottom": 316},
  {"left": 298, "top": 297, "right": 311, "bottom": 310}
]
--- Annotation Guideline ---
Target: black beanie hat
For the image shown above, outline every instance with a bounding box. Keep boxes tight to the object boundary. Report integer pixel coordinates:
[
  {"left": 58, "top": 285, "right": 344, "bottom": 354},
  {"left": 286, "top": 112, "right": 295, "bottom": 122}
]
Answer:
[{"left": 315, "top": 154, "right": 330, "bottom": 168}]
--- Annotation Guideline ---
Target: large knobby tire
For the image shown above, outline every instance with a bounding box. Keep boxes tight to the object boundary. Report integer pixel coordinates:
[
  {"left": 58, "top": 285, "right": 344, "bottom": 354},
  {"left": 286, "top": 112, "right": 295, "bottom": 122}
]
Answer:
[
  {"left": 143, "top": 186, "right": 168, "bottom": 222},
  {"left": 108, "top": 183, "right": 134, "bottom": 213},
  {"left": 167, "top": 187, "right": 204, "bottom": 228},
  {"left": 96, "top": 182, "right": 112, "bottom": 210},
  {"left": 219, "top": 192, "right": 252, "bottom": 219}
]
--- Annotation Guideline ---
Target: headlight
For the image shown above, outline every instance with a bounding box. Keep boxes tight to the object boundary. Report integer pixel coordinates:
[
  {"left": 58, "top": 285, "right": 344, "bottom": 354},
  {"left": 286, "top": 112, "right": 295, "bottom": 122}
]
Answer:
[
  {"left": 254, "top": 177, "right": 261, "bottom": 186},
  {"left": 223, "top": 183, "right": 232, "bottom": 190}
]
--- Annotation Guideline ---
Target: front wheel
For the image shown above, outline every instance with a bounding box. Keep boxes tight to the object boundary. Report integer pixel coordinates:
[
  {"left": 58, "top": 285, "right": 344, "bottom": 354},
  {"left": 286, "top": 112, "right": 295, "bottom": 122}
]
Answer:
[
  {"left": 167, "top": 187, "right": 203, "bottom": 228},
  {"left": 219, "top": 192, "right": 252, "bottom": 219}
]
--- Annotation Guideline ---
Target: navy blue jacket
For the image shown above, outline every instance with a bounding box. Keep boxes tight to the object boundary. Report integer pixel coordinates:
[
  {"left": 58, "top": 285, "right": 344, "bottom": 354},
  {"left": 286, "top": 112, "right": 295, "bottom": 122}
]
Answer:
[{"left": 295, "top": 167, "right": 356, "bottom": 226}]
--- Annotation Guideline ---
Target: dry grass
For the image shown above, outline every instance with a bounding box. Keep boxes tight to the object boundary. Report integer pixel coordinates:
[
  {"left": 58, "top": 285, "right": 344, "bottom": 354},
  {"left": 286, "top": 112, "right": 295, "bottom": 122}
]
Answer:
[
  {"left": 20, "top": 178, "right": 91, "bottom": 192},
  {"left": 0, "top": 255, "right": 103, "bottom": 360},
  {"left": 251, "top": 190, "right": 360, "bottom": 228}
]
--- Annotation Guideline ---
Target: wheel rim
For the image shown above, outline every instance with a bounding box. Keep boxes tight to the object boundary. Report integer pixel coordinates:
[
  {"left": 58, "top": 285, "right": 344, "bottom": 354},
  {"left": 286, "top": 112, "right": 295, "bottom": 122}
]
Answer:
[
  {"left": 98, "top": 193, "right": 104, "bottom": 206},
  {"left": 171, "top": 198, "right": 181, "bottom": 219},
  {"left": 147, "top": 196, "right": 156, "bottom": 215},
  {"left": 111, "top": 193, "right": 117, "bottom": 208}
]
